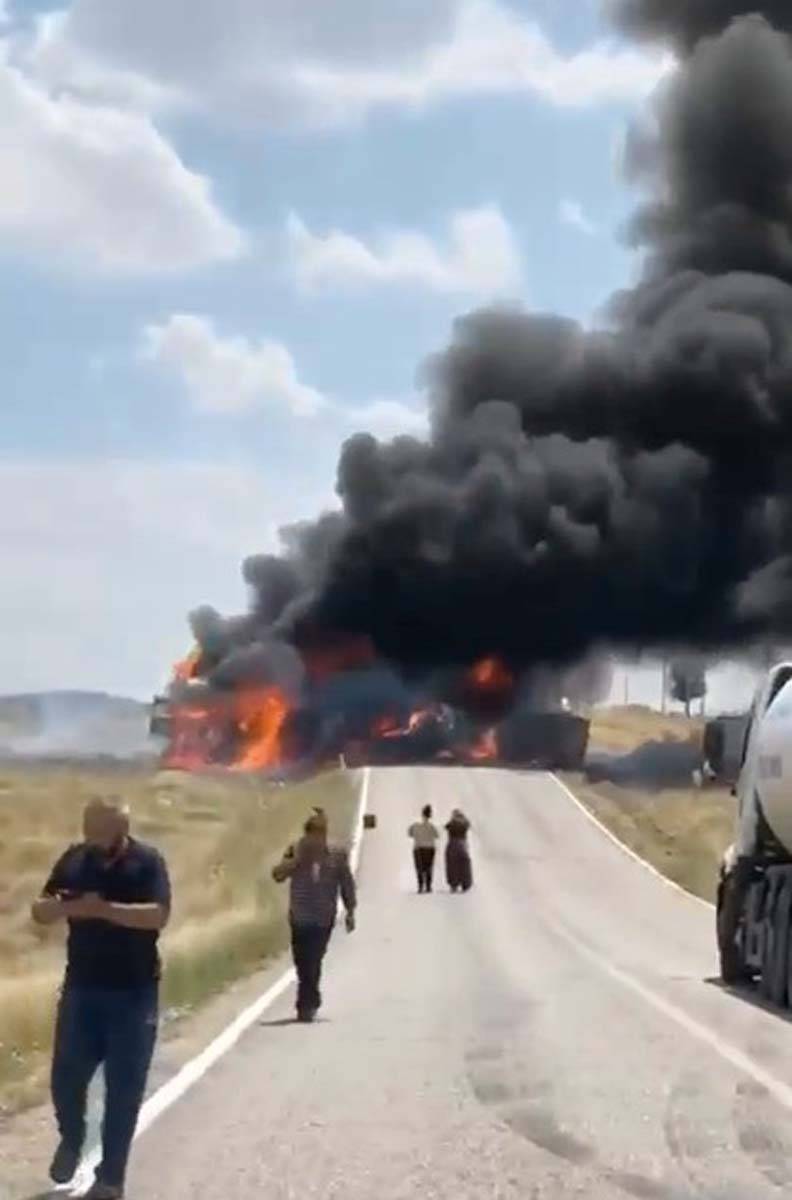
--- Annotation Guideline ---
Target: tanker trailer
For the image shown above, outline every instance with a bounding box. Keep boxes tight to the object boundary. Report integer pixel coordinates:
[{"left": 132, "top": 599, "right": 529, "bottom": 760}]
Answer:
[{"left": 716, "top": 662, "right": 792, "bottom": 1006}]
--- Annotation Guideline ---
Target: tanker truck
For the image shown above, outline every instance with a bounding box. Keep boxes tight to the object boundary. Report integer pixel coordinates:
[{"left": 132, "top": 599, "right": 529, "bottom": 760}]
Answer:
[{"left": 717, "top": 661, "right": 792, "bottom": 1006}]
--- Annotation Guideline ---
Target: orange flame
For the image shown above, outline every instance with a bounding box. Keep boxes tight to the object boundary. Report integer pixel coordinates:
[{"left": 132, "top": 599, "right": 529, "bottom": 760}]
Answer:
[
  {"left": 164, "top": 644, "right": 292, "bottom": 772},
  {"left": 163, "top": 702, "right": 220, "bottom": 771},
  {"left": 173, "top": 647, "right": 201, "bottom": 683},
  {"left": 231, "top": 687, "right": 290, "bottom": 771},
  {"left": 379, "top": 707, "right": 436, "bottom": 738},
  {"left": 466, "top": 727, "right": 498, "bottom": 762},
  {"left": 372, "top": 714, "right": 400, "bottom": 737},
  {"left": 469, "top": 656, "right": 512, "bottom": 691}
]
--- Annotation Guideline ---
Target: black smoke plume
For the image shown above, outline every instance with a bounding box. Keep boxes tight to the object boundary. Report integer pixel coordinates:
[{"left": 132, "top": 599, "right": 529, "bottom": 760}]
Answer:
[
  {"left": 180, "top": 3, "right": 792, "bottom": 703},
  {"left": 611, "top": 1, "right": 792, "bottom": 52}
]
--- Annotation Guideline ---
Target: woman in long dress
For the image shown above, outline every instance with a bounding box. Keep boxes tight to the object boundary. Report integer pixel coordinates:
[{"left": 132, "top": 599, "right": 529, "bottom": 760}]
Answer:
[{"left": 445, "top": 809, "right": 473, "bottom": 893}]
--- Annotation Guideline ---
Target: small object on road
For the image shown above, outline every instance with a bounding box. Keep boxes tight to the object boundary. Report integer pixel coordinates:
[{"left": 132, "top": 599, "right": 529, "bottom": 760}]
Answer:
[
  {"left": 273, "top": 808, "right": 357, "bottom": 1022},
  {"left": 408, "top": 804, "right": 440, "bottom": 893},
  {"left": 32, "top": 798, "right": 171, "bottom": 1200},
  {"left": 364, "top": 813, "right": 377, "bottom": 829},
  {"left": 445, "top": 809, "right": 473, "bottom": 893}
]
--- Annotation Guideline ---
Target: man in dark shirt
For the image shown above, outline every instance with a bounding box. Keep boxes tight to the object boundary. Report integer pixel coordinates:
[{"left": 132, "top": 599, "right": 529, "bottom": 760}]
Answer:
[
  {"left": 272, "top": 808, "right": 356, "bottom": 1023},
  {"left": 32, "top": 798, "right": 171, "bottom": 1200}
]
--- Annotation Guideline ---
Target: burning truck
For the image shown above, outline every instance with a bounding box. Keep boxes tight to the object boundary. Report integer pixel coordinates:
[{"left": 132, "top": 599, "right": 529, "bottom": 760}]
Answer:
[{"left": 149, "top": 643, "right": 590, "bottom": 775}]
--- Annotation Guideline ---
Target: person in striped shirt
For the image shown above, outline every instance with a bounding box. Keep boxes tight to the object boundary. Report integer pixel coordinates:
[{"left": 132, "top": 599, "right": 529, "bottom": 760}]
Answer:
[{"left": 272, "top": 808, "right": 356, "bottom": 1023}]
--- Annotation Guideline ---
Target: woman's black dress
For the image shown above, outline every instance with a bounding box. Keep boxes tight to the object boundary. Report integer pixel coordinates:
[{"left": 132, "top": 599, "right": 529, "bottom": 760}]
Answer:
[{"left": 445, "top": 816, "right": 472, "bottom": 892}]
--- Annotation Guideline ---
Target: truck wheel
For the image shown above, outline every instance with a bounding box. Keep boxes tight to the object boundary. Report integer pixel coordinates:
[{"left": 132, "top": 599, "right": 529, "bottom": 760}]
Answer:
[
  {"left": 786, "top": 927, "right": 792, "bottom": 1011},
  {"left": 759, "top": 918, "right": 776, "bottom": 1001},
  {"left": 772, "top": 883, "right": 792, "bottom": 1008},
  {"left": 760, "top": 882, "right": 792, "bottom": 1008},
  {"left": 717, "top": 875, "right": 750, "bottom": 985}
]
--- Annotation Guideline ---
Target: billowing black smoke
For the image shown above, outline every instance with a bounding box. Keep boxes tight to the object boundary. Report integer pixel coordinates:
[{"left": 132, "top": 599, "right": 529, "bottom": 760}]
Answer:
[
  {"left": 611, "top": 1, "right": 792, "bottom": 52},
  {"left": 183, "top": 3, "right": 792, "bottom": 702}
]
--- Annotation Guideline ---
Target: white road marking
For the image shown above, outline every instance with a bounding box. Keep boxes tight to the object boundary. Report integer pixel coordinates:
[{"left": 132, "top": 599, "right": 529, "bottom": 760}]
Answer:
[
  {"left": 553, "top": 915, "right": 792, "bottom": 1113},
  {"left": 348, "top": 765, "right": 370, "bottom": 876},
  {"left": 69, "top": 767, "right": 371, "bottom": 1196},
  {"left": 547, "top": 775, "right": 792, "bottom": 1114},
  {"left": 550, "top": 772, "right": 714, "bottom": 910}
]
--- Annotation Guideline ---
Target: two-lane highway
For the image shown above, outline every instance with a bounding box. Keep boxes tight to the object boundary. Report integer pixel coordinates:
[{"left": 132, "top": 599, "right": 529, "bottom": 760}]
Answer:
[{"left": 120, "top": 768, "right": 792, "bottom": 1199}]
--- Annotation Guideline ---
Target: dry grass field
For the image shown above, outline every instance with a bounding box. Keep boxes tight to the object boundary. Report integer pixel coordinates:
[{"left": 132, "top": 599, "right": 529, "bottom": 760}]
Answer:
[
  {"left": 587, "top": 704, "right": 704, "bottom": 754},
  {"left": 569, "top": 705, "right": 733, "bottom": 905},
  {"left": 0, "top": 763, "right": 357, "bottom": 1113}
]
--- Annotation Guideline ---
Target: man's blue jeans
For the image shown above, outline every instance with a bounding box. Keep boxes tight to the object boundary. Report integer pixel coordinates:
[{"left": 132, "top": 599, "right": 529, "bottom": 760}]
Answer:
[{"left": 51, "top": 983, "right": 158, "bottom": 1188}]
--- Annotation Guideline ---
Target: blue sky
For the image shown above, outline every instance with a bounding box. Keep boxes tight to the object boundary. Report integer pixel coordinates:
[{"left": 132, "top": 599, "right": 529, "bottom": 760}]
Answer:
[{"left": 0, "top": 0, "right": 684, "bottom": 699}]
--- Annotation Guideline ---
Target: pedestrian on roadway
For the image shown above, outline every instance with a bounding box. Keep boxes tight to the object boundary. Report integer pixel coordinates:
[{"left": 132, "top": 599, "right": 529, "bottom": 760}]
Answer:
[
  {"left": 32, "top": 797, "right": 172, "bottom": 1200},
  {"left": 445, "top": 809, "right": 473, "bottom": 893},
  {"left": 408, "top": 804, "right": 439, "bottom": 893},
  {"left": 272, "top": 807, "right": 357, "bottom": 1023}
]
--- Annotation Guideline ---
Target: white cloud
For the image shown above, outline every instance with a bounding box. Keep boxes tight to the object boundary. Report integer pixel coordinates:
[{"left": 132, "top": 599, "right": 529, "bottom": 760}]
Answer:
[
  {"left": 24, "top": 0, "right": 671, "bottom": 129},
  {"left": 0, "top": 460, "right": 335, "bottom": 696},
  {"left": 345, "top": 397, "right": 428, "bottom": 440},
  {"left": 559, "top": 198, "right": 598, "bottom": 237},
  {"left": 291, "top": 1, "right": 672, "bottom": 124},
  {"left": 142, "top": 312, "right": 429, "bottom": 436},
  {"left": 0, "top": 48, "right": 243, "bottom": 273},
  {"left": 142, "top": 314, "right": 326, "bottom": 418},
  {"left": 287, "top": 206, "right": 522, "bottom": 298}
]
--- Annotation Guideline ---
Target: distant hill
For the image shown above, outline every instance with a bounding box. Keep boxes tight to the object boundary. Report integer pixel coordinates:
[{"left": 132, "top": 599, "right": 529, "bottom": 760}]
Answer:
[{"left": 0, "top": 691, "right": 157, "bottom": 760}]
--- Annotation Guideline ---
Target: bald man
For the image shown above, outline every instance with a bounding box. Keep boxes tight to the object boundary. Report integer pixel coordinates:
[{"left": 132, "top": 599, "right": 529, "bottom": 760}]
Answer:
[{"left": 32, "top": 799, "right": 171, "bottom": 1200}]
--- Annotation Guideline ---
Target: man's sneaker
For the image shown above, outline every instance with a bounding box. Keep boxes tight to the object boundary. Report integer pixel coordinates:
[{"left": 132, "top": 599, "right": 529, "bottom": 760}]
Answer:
[
  {"left": 82, "top": 1180, "right": 123, "bottom": 1199},
  {"left": 49, "top": 1139, "right": 81, "bottom": 1184},
  {"left": 297, "top": 1008, "right": 317, "bottom": 1023}
]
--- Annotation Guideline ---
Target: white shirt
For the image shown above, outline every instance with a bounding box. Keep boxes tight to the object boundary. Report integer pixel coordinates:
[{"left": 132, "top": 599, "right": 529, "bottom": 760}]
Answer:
[{"left": 408, "top": 820, "right": 439, "bottom": 849}]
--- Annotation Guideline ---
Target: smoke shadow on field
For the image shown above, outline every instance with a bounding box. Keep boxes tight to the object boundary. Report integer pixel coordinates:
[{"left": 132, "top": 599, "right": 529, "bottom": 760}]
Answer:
[
  {"left": 704, "top": 977, "right": 792, "bottom": 1026},
  {"left": 583, "top": 739, "right": 702, "bottom": 792}
]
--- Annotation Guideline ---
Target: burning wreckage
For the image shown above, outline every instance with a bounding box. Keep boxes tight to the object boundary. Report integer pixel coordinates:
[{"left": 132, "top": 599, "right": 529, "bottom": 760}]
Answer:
[
  {"left": 150, "top": 642, "right": 591, "bottom": 776},
  {"left": 153, "top": 4, "right": 792, "bottom": 773}
]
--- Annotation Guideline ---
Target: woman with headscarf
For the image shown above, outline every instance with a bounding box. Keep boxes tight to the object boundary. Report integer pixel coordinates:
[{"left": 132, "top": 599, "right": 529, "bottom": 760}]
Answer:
[{"left": 445, "top": 809, "right": 473, "bottom": 893}]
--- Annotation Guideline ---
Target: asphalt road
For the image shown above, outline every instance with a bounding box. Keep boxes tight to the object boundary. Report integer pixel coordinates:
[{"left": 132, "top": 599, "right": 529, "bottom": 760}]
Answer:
[{"left": 102, "top": 768, "right": 792, "bottom": 1198}]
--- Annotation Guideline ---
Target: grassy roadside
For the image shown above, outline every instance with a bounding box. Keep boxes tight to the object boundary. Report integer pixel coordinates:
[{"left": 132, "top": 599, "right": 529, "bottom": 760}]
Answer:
[
  {"left": 0, "top": 764, "right": 358, "bottom": 1114},
  {"left": 586, "top": 704, "right": 704, "bottom": 754},
  {"left": 560, "top": 772, "right": 734, "bottom": 904}
]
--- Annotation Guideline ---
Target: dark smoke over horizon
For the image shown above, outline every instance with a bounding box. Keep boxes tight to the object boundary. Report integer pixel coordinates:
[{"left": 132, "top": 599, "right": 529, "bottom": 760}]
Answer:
[{"left": 179, "top": 3, "right": 792, "bottom": 703}]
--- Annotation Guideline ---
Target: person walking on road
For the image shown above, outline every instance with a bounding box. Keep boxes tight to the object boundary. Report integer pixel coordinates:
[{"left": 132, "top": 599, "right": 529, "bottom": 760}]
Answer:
[
  {"left": 408, "top": 804, "right": 439, "bottom": 893},
  {"left": 445, "top": 808, "right": 473, "bottom": 893},
  {"left": 272, "top": 807, "right": 357, "bottom": 1023},
  {"left": 32, "top": 798, "right": 172, "bottom": 1200}
]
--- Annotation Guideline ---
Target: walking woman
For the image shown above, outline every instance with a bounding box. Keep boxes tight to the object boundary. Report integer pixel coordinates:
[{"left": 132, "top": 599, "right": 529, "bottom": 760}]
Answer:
[
  {"left": 445, "top": 809, "right": 473, "bottom": 893},
  {"left": 408, "top": 805, "right": 439, "bottom": 893}
]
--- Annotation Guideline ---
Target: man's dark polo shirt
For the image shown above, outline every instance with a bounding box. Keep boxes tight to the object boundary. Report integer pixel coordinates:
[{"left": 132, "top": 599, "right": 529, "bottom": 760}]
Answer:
[{"left": 42, "top": 838, "right": 171, "bottom": 989}]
